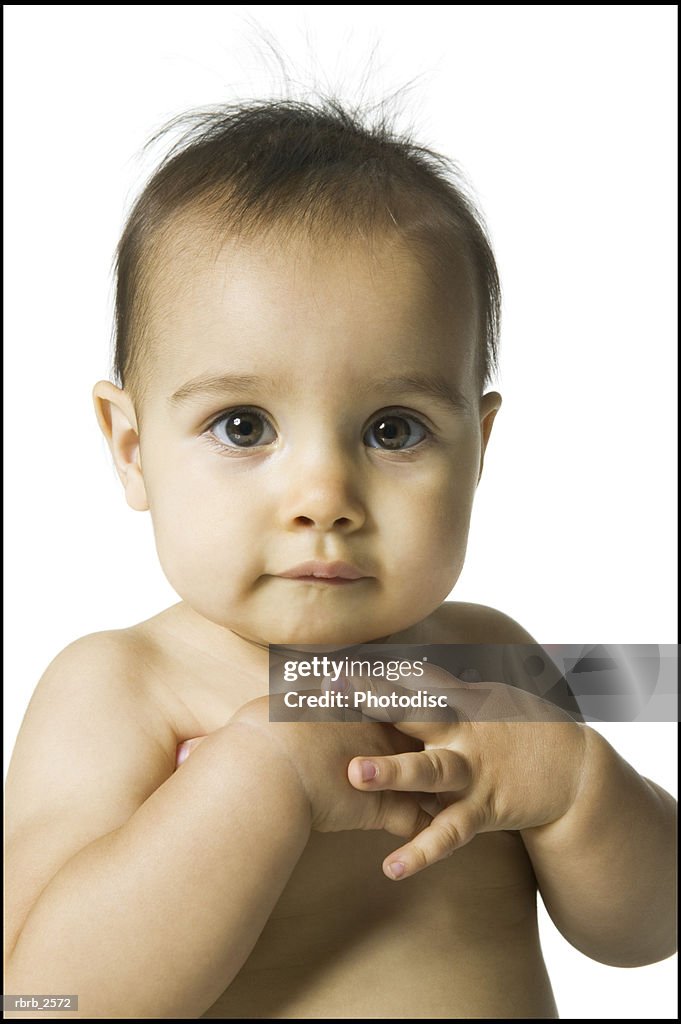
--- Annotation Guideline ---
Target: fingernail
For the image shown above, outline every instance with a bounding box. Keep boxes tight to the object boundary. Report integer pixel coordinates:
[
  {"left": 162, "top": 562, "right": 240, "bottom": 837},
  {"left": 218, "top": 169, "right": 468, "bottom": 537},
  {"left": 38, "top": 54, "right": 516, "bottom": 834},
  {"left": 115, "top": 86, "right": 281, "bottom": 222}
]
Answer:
[
  {"left": 176, "top": 741, "right": 191, "bottom": 766},
  {"left": 360, "top": 760, "right": 377, "bottom": 782},
  {"left": 388, "top": 861, "right": 405, "bottom": 879}
]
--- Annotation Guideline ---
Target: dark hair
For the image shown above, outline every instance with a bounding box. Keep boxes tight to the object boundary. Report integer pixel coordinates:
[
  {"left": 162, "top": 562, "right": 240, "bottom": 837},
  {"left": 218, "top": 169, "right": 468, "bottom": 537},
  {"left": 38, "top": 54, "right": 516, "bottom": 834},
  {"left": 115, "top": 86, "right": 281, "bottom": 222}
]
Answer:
[{"left": 114, "top": 97, "right": 501, "bottom": 404}]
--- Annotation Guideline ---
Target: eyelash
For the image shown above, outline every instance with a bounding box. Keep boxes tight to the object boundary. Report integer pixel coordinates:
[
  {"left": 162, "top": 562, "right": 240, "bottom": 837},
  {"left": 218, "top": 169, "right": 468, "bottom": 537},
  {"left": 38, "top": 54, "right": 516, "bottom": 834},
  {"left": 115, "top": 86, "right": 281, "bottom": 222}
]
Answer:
[
  {"left": 203, "top": 406, "right": 276, "bottom": 457},
  {"left": 202, "top": 407, "right": 434, "bottom": 456}
]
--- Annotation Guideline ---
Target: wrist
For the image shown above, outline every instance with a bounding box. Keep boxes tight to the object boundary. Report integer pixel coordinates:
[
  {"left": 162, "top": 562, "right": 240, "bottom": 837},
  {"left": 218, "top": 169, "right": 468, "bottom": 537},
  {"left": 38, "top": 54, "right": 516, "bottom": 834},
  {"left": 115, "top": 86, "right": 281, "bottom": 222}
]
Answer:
[
  {"left": 220, "top": 712, "right": 314, "bottom": 831},
  {"left": 213, "top": 712, "right": 313, "bottom": 831},
  {"left": 520, "top": 724, "right": 607, "bottom": 848}
]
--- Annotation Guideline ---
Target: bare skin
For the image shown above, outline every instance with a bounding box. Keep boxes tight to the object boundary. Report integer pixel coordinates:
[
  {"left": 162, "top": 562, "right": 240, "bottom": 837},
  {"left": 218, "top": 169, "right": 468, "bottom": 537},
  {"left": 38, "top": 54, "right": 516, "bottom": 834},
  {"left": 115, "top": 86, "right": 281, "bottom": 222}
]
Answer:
[
  {"left": 136, "top": 600, "right": 557, "bottom": 1021},
  {"left": 6, "top": 230, "right": 674, "bottom": 1019},
  {"left": 5, "top": 600, "right": 560, "bottom": 1020}
]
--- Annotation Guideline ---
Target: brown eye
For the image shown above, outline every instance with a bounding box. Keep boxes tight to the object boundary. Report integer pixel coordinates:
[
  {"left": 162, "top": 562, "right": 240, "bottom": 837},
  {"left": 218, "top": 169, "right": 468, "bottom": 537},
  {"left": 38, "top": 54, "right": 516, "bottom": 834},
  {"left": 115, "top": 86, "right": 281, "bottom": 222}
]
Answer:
[
  {"left": 364, "top": 415, "right": 427, "bottom": 451},
  {"left": 211, "top": 409, "right": 276, "bottom": 448}
]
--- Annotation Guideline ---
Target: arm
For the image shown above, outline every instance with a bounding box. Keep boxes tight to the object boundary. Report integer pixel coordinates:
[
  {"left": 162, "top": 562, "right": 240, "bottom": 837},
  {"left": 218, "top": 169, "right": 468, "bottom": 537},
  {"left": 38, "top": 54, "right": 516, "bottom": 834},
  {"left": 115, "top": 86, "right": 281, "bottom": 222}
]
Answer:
[
  {"left": 519, "top": 725, "right": 677, "bottom": 967},
  {"left": 4, "top": 638, "right": 311, "bottom": 1019},
  {"left": 350, "top": 715, "right": 677, "bottom": 967},
  {"left": 347, "top": 604, "right": 677, "bottom": 967},
  {"left": 5, "top": 638, "right": 428, "bottom": 1019}
]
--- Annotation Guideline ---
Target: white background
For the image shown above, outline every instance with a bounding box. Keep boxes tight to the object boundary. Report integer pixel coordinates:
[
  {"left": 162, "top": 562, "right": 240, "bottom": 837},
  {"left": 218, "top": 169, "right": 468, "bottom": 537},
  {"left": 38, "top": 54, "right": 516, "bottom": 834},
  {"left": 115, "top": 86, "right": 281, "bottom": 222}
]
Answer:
[{"left": 4, "top": 5, "right": 677, "bottom": 1018}]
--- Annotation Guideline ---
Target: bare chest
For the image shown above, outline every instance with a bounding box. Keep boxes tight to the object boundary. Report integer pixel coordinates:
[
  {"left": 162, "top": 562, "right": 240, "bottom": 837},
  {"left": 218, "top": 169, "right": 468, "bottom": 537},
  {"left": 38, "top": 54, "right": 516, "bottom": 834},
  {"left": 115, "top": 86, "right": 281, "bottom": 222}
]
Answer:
[
  {"left": 158, "top": 642, "right": 538, "bottom": 930},
  {"left": 150, "top": 628, "right": 551, "bottom": 1018},
  {"left": 201, "top": 828, "right": 546, "bottom": 1018}
]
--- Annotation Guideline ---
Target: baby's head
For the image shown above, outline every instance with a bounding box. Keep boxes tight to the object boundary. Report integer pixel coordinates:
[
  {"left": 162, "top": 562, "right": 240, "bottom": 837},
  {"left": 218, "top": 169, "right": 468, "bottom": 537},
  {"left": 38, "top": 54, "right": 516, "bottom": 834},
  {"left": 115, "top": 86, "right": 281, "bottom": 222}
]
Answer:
[{"left": 94, "top": 99, "right": 502, "bottom": 646}]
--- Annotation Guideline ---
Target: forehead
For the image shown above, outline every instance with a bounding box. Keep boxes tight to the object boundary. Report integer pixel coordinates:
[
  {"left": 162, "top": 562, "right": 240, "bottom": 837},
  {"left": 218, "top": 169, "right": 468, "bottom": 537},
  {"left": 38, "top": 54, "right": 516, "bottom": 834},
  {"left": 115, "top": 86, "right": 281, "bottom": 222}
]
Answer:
[{"left": 144, "top": 222, "right": 479, "bottom": 399}]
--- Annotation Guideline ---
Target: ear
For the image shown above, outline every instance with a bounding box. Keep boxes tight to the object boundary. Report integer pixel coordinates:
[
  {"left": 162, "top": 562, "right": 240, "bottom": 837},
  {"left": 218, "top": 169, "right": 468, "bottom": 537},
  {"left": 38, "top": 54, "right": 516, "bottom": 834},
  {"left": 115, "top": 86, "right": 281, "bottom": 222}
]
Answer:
[
  {"left": 477, "top": 391, "right": 502, "bottom": 482},
  {"left": 92, "top": 381, "right": 149, "bottom": 511}
]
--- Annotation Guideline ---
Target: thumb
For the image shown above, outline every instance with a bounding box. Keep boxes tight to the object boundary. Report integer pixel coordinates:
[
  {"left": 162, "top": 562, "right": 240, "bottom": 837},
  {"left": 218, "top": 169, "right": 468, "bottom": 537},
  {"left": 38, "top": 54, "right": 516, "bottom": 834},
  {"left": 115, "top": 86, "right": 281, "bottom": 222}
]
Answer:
[{"left": 175, "top": 736, "right": 208, "bottom": 767}]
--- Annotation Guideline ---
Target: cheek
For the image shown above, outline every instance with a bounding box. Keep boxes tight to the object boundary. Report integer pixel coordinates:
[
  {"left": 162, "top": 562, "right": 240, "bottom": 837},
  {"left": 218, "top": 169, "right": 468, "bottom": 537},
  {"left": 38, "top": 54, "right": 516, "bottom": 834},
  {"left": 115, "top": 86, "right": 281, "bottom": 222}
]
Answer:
[
  {"left": 143, "top": 461, "right": 264, "bottom": 591},
  {"left": 392, "top": 454, "right": 478, "bottom": 567}
]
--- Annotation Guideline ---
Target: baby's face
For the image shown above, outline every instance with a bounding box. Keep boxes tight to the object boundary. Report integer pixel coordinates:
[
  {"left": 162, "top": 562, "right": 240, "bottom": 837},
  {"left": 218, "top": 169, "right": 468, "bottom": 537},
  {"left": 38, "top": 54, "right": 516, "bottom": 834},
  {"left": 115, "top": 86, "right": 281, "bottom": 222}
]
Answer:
[{"left": 131, "top": 228, "right": 500, "bottom": 646}]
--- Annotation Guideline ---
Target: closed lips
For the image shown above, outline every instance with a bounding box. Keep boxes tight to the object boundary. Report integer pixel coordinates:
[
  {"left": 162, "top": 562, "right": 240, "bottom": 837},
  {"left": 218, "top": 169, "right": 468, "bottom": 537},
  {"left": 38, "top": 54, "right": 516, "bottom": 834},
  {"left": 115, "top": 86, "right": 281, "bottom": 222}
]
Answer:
[{"left": 279, "top": 561, "right": 366, "bottom": 580}]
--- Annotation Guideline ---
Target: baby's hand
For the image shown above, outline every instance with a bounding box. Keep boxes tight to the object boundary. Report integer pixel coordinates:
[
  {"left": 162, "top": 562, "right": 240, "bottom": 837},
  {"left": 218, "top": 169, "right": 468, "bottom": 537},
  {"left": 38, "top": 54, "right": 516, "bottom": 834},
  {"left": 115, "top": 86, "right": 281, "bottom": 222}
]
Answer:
[
  {"left": 176, "top": 697, "right": 432, "bottom": 840},
  {"left": 347, "top": 670, "right": 588, "bottom": 880}
]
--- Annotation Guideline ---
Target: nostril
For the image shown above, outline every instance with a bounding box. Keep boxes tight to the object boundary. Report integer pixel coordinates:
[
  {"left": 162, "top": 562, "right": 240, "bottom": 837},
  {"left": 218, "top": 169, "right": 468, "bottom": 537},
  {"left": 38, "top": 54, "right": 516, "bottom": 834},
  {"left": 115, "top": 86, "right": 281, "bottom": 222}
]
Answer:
[
  {"left": 294, "top": 516, "right": 315, "bottom": 527},
  {"left": 292, "top": 514, "right": 353, "bottom": 529}
]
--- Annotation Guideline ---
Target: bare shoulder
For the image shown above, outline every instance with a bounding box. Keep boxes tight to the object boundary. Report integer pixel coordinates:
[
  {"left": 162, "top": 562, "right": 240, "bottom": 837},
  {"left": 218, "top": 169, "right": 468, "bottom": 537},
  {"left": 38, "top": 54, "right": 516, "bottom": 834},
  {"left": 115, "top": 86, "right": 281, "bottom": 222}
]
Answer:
[
  {"left": 423, "top": 602, "right": 584, "bottom": 720},
  {"left": 5, "top": 626, "right": 178, "bottom": 840},
  {"left": 418, "top": 601, "right": 538, "bottom": 643},
  {"left": 4, "top": 628, "right": 178, "bottom": 960},
  {"left": 8, "top": 627, "right": 177, "bottom": 775}
]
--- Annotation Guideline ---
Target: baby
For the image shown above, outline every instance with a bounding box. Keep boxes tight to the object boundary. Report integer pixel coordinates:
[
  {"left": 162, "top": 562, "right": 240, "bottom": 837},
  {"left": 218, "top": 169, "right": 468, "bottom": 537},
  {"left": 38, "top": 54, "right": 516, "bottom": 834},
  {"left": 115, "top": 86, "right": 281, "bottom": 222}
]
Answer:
[{"left": 5, "top": 99, "right": 676, "bottom": 1019}]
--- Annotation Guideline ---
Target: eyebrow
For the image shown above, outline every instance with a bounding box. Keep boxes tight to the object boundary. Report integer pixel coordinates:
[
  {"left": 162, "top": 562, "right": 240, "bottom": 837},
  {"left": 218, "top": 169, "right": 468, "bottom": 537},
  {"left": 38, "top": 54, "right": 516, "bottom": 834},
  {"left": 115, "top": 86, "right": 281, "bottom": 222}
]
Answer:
[
  {"left": 169, "top": 374, "right": 280, "bottom": 405},
  {"left": 365, "top": 374, "right": 473, "bottom": 414},
  {"left": 168, "top": 370, "right": 472, "bottom": 413}
]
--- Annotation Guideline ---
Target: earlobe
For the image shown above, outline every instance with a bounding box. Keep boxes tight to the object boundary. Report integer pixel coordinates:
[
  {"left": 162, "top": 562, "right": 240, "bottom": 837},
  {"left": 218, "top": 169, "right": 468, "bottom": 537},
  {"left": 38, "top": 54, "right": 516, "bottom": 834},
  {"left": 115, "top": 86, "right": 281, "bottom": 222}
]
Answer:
[
  {"left": 92, "top": 381, "right": 149, "bottom": 511},
  {"left": 477, "top": 391, "right": 502, "bottom": 482}
]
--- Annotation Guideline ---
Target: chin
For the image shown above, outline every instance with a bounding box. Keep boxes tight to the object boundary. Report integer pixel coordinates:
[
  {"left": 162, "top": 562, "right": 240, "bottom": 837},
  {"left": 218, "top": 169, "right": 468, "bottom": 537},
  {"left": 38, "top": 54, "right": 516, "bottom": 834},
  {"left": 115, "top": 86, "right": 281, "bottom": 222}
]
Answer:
[{"left": 263, "top": 619, "right": 387, "bottom": 649}]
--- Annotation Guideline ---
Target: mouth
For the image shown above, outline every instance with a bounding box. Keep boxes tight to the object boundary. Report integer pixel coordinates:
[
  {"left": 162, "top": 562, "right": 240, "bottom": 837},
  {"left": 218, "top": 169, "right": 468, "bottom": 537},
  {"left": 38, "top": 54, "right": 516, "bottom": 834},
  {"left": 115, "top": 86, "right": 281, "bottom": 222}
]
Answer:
[{"left": 278, "top": 561, "right": 369, "bottom": 585}]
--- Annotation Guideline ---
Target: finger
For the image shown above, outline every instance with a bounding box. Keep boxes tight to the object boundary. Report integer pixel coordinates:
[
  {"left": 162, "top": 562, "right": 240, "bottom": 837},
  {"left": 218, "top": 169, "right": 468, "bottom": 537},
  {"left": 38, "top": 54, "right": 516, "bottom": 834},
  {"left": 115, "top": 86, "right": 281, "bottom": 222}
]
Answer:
[
  {"left": 175, "top": 736, "right": 207, "bottom": 766},
  {"left": 418, "top": 793, "right": 447, "bottom": 818},
  {"left": 348, "top": 679, "right": 415, "bottom": 724},
  {"left": 348, "top": 748, "right": 471, "bottom": 794},
  {"left": 349, "top": 667, "right": 467, "bottom": 730},
  {"left": 390, "top": 717, "right": 463, "bottom": 744},
  {"left": 382, "top": 801, "right": 481, "bottom": 880},
  {"left": 374, "top": 791, "right": 433, "bottom": 840}
]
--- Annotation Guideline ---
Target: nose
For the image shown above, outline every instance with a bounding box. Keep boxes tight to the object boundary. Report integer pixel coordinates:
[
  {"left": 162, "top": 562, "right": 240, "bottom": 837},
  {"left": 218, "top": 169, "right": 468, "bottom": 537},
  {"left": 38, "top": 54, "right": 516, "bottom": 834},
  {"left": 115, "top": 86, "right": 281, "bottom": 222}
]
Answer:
[{"left": 279, "top": 445, "right": 367, "bottom": 533}]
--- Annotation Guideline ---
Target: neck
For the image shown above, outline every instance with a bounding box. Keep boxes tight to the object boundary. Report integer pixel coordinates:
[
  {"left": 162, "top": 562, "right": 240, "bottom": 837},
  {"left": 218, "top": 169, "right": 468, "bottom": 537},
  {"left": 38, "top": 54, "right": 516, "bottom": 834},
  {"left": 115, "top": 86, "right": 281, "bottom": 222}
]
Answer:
[{"left": 161, "top": 602, "right": 398, "bottom": 667}]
